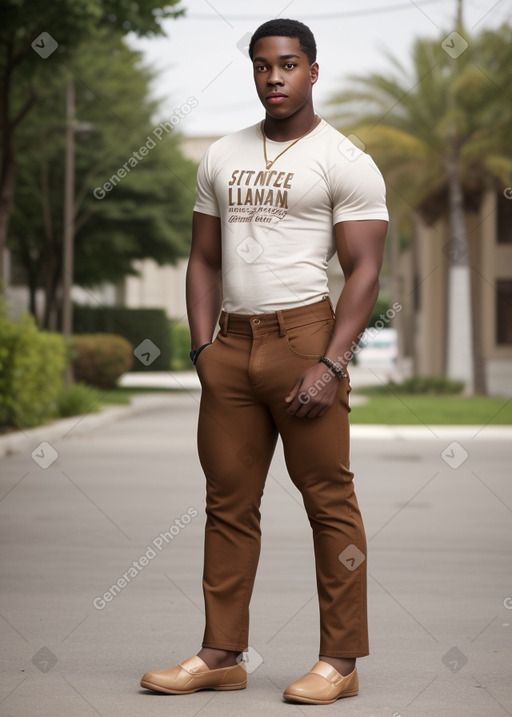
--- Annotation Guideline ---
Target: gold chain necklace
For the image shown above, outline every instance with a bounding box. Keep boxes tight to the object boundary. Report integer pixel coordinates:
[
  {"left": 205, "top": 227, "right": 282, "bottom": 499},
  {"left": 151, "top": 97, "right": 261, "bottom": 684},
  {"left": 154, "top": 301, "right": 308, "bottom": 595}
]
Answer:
[{"left": 262, "top": 115, "right": 319, "bottom": 170}]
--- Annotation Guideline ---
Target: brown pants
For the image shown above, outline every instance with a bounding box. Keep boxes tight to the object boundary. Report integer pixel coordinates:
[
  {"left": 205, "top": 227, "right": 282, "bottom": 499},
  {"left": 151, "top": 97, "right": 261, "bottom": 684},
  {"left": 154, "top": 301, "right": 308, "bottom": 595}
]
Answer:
[{"left": 195, "top": 297, "right": 368, "bottom": 658}]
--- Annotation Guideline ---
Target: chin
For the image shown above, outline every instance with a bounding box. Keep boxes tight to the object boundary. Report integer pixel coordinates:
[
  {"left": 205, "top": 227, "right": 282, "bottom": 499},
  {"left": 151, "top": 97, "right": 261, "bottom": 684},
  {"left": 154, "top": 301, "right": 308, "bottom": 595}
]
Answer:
[{"left": 264, "top": 105, "right": 294, "bottom": 120}]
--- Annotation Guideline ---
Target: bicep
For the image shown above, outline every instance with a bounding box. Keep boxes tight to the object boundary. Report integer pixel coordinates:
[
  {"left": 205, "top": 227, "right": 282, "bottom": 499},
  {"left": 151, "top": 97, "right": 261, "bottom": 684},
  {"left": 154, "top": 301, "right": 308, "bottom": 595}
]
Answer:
[
  {"left": 334, "top": 219, "right": 388, "bottom": 278},
  {"left": 191, "top": 211, "right": 222, "bottom": 271}
]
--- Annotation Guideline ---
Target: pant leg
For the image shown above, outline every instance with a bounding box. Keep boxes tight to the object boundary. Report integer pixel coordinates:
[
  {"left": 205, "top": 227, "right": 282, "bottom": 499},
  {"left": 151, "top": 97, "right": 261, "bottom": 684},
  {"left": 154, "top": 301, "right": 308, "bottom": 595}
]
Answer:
[
  {"left": 195, "top": 331, "right": 278, "bottom": 651},
  {"left": 258, "top": 314, "right": 369, "bottom": 658}
]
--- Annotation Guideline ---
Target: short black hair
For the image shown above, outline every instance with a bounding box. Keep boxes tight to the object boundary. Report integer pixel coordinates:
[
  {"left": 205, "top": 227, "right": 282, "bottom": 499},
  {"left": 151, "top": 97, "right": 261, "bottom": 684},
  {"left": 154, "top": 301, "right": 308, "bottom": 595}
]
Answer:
[{"left": 248, "top": 18, "right": 317, "bottom": 65}]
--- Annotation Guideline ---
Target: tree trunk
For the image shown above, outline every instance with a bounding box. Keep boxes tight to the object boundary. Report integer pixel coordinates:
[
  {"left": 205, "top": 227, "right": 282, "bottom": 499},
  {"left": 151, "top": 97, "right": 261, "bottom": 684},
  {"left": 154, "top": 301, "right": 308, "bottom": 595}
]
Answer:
[
  {"left": 445, "top": 145, "right": 476, "bottom": 394},
  {"left": 0, "top": 133, "right": 17, "bottom": 288},
  {"left": 470, "top": 263, "right": 487, "bottom": 394},
  {"left": 27, "top": 264, "right": 38, "bottom": 321},
  {"left": 446, "top": 144, "right": 473, "bottom": 394},
  {"left": 410, "top": 211, "right": 421, "bottom": 377},
  {"left": 43, "top": 262, "right": 60, "bottom": 330},
  {"left": 0, "top": 48, "right": 36, "bottom": 293},
  {"left": 390, "top": 214, "right": 405, "bottom": 378}
]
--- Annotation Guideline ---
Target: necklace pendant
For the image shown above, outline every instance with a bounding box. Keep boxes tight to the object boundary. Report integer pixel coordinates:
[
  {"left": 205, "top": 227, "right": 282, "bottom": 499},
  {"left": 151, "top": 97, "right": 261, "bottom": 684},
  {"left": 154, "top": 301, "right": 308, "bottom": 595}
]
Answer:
[{"left": 265, "top": 160, "right": 273, "bottom": 169}]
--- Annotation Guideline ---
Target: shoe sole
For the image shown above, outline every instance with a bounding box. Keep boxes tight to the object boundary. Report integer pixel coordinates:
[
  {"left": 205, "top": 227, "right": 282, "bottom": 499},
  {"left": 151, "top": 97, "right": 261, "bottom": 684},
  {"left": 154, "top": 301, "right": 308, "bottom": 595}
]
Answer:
[
  {"left": 140, "top": 680, "right": 247, "bottom": 695},
  {"left": 283, "top": 689, "right": 358, "bottom": 705}
]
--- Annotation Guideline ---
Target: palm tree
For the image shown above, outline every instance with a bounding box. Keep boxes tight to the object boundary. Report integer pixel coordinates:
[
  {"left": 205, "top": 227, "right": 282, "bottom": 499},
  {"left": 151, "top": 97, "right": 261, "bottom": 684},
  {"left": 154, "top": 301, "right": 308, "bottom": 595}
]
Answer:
[{"left": 329, "top": 23, "right": 512, "bottom": 394}]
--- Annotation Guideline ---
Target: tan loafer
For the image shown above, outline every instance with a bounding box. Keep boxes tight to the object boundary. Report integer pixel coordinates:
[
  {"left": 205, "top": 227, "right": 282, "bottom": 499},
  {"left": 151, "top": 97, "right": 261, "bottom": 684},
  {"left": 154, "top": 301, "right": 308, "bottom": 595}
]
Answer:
[
  {"left": 140, "top": 655, "right": 247, "bottom": 694},
  {"left": 283, "top": 661, "right": 358, "bottom": 704}
]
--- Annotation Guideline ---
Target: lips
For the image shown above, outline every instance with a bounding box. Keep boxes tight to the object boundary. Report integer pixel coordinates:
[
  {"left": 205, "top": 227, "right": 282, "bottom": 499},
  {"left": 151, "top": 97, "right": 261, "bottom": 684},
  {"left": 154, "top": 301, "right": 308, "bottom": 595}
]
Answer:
[{"left": 266, "top": 93, "right": 288, "bottom": 104}]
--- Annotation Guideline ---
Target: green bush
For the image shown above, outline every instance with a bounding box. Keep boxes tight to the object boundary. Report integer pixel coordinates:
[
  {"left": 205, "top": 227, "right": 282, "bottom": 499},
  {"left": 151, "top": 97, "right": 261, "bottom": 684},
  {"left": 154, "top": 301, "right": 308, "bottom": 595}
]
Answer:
[
  {"left": 73, "top": 306, "right": 171, "bottom": 372},
  {"left": 55, "top": 382, "right": 101, "bottom": 418},
  {"left": 368, "top": 295, "right": 392, "bottom": 328},
  {"left": 71, "top": 334, "right": 133, "bottom": 389},
  {"left": 396, "top": 376, "right": 464, "bottom": 394},
  {"left": 169, "top": 321, "right": 191, "bottom": 370},
  {"left": 358, "top": 376, "right": 465, "bottom": 395},
  {"left": 0, "top": 312, "right": 67, "bottom": 428}
]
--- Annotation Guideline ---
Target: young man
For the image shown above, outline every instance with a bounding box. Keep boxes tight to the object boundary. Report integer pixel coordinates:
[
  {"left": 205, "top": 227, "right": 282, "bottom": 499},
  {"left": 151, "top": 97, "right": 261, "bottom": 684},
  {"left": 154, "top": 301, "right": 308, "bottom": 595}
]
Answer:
[{"left": 141, "top": 18, "right": 388, "bottom": 705}]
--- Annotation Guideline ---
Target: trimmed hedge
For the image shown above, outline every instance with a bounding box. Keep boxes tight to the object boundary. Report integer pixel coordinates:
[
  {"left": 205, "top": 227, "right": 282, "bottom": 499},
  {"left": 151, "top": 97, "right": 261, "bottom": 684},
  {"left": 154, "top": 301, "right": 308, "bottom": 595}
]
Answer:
[
  {"left": 169, "top": 321, "right": 191, "bottom": 370},
  {"left": 71, "top": 334, "right": 133, "bottom": 389},
  {"left": 0, "top": 312, "right": 67, "bottom": 428},
  {"left": 73, "top": 306, "right": 171, "bottom": 372},
  {"left": 55, "top": 382, "right": 102, "bottom": 417}
]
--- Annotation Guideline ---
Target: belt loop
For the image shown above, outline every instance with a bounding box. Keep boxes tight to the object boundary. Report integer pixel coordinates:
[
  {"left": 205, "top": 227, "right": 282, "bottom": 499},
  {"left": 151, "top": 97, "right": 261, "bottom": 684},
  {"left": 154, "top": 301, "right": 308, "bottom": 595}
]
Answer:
[
  {"left": 220, "top": 311, "right": 229, "bottom": 336},
  {"left": 276, "top": 310, "right": 286, "bottom": 337},
  {"left": 325, "top": 295, "right": 336, "bottom": 318}
]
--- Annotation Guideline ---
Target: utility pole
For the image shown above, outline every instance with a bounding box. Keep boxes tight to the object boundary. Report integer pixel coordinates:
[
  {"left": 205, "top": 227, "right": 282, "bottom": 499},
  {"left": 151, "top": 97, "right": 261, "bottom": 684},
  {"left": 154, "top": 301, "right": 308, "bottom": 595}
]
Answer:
[{"left": 456, "top": 0, "right": 463, "bottom": 27}]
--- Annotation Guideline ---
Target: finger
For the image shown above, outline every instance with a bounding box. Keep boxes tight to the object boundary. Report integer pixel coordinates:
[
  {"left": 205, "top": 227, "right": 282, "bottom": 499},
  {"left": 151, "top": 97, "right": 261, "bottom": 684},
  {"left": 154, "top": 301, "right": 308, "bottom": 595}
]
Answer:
[
  {"left": 285, "top": 378, "right": 302, "bottom": 403},
  {"left": 288, "top": 394, "right": 314, "bottom": 417}
]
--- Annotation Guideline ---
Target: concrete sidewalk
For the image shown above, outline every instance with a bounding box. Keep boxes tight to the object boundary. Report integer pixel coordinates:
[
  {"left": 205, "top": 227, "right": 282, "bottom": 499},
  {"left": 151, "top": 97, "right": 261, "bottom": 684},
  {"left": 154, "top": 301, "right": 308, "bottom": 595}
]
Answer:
[
  {"left": 118, "top": 364, "right": 399, "bottom": 391},
  {"left": 0, "top": 392, "right": 511, "bottom": 716}
]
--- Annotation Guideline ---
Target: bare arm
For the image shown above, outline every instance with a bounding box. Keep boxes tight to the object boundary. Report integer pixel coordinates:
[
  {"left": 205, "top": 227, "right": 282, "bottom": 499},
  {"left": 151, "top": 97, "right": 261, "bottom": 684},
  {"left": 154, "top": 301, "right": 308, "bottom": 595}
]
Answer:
[
  {"left": 185, "top": 211, "right": 222, "bottom": 350},
  {"left": 324, "top": 218, "right": 388, "bottom": 369},
  {"left": 285, "top": 218, "right": 388, "bottom": 417}
]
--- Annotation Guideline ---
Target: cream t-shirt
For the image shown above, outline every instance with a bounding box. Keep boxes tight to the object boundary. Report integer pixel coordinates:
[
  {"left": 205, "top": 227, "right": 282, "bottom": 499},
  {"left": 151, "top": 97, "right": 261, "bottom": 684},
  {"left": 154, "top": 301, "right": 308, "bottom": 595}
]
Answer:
[{"left": 193, "top": 118, "right": 388, "bottom": 314}]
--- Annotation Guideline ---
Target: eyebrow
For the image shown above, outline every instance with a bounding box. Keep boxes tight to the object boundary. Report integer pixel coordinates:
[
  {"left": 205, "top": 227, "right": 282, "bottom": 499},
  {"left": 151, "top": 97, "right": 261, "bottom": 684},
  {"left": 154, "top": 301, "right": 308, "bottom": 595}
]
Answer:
[{"left": 252, "top": 54, "right": 301, "bottom": 63}]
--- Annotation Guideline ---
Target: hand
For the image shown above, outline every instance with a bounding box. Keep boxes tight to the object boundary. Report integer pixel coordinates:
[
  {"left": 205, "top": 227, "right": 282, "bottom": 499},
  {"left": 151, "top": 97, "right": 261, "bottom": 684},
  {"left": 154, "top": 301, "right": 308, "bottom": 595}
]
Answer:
[{"left": 285, "top": 362, "right": 339, "bottom": 418}]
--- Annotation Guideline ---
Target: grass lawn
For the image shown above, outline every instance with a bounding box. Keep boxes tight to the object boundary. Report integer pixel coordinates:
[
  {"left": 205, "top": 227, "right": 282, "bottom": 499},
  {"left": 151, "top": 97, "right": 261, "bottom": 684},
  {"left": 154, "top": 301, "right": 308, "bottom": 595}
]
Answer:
[
  {"left": 350, "top": 391, "right": 512, "bottom": 425},
  {"left": 97, "top": 386, "right": 184, "bottom": 406},
  {"left": 97, "top": 387, "right": 512, "bottom": 426}
]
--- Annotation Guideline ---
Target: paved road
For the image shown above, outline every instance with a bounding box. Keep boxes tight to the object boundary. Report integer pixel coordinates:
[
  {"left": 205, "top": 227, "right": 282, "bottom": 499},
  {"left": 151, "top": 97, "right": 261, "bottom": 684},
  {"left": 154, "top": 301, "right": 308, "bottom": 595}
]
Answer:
[{"left": 0, "top": 392, "right": 511, "bottom": 716}]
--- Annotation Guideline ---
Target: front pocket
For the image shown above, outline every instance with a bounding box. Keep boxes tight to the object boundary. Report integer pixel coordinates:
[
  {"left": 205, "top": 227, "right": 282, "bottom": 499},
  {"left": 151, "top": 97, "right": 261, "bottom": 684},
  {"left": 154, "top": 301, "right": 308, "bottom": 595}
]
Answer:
[{"left": 285, "top": 318, "right": 334, "bottom": 359}]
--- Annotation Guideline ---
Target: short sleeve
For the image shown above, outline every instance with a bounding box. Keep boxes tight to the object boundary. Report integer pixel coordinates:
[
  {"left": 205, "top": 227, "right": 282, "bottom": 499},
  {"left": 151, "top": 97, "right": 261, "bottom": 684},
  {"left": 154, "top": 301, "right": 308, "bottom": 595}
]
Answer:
[
  {"left": 331, "top": 147, "right": 389, "bottom": 225},
  {"left": 193, "top": 145, "right": 220, "bottom": 217}
]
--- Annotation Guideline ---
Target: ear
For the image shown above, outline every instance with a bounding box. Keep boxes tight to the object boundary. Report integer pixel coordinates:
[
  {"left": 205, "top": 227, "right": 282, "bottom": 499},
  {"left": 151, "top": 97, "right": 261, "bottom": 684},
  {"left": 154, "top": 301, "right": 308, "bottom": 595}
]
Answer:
[{"left": 310, "top": 62, "right": 319, "bottom": 85}]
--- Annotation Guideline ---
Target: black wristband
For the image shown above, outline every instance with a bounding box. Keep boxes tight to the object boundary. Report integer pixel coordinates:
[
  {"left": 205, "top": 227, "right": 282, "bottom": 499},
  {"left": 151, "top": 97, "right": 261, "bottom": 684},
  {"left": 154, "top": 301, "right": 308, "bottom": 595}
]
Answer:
[
  {"left": 319, "top": 356, "right": 347, "bottom": 379},
  {"left": 190, "top": 342, "right": 212, "bottom": 365}
]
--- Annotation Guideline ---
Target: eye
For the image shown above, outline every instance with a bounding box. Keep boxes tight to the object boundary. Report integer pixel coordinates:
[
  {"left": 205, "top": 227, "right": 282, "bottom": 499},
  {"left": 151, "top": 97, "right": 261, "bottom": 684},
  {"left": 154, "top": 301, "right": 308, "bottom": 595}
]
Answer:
[
  {"left": 255, "top": 64, "right": 267, "bottom": 72},
  {"left": 283, "top": 62, "right": 296, "bottom": 70}
]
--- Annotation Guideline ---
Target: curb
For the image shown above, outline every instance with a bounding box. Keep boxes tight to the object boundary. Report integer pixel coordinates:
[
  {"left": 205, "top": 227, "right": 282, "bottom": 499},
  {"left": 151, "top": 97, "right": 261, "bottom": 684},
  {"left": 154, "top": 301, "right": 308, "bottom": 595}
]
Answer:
[
  {"left": 349, "top": 424, "right": 512, "bottom": 440},
  {"left": 1, "top": 393, "right": 510, "bottom": 459},
  {"left": 0, "top": 394, "right": 180, "bottom": 459}
]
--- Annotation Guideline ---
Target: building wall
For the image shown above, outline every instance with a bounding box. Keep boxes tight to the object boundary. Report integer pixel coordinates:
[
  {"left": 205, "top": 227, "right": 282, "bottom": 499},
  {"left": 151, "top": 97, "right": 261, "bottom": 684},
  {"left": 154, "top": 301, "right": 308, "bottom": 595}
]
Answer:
[
  {"left": 123, "top": 258, "right": 189, "bottom": 322},
  {"left": 481, "top": 192, "right": 512, "bottom": 395},
  {"left": 408, "top": 191, "right": 512, "bottom": 396}
]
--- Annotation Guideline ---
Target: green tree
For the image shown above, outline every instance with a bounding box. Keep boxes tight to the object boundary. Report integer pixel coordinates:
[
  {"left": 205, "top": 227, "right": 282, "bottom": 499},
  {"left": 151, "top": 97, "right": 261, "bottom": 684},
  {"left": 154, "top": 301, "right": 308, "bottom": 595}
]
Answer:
[
  {"left": 329, "top": 22, "right": 512, "bottom": 394},
  {"left": 8, "top": 30, "right": 196, "bottom": 327},
  {"left": 0, "top": 0, "right": 184, "bottom": 286}
]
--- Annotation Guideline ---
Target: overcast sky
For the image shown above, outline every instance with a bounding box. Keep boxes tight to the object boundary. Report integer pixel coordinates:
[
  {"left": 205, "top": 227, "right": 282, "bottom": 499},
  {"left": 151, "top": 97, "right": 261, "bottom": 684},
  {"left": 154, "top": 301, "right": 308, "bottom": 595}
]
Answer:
[{"left": 127, "top": 0, "right": 512, "bottom": 136}]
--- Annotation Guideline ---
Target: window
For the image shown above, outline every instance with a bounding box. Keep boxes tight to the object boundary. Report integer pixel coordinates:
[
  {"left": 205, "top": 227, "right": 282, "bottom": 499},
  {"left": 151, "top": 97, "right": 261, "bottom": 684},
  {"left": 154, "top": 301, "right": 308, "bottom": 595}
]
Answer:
[
  {"left": 496, "top": 279, "right": 512, "bottom": 345},
  {"left": 497, "top": 192, "right": 512, "bottom": 244}
]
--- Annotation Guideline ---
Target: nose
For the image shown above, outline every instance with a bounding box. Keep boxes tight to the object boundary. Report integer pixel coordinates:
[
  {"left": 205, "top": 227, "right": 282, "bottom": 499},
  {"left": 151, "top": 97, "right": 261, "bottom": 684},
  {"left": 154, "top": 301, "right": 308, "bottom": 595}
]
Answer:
[{"left": 267, "top": 66, "right": 283, "bottom": 86}]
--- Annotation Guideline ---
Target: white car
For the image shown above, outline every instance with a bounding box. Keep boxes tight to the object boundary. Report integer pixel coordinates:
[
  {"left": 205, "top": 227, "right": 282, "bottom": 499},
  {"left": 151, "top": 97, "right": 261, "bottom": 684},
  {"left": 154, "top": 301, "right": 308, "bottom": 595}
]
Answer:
[{"left": 355, "top": 327, "right": 398, "bottom": 367}]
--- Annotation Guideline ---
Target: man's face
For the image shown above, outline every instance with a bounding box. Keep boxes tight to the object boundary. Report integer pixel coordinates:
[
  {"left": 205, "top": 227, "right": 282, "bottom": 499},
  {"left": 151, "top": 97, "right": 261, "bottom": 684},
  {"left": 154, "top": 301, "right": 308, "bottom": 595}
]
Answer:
[{"left": 252, "top": 35, "right": 318, "bottom": 120}]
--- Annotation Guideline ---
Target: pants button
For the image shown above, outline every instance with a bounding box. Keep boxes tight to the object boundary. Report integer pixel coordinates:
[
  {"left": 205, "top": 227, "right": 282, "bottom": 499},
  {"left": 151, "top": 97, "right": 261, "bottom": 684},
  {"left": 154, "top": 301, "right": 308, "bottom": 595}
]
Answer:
[{"left": 252, "top": 318, "right": 260, "bottom": 325}]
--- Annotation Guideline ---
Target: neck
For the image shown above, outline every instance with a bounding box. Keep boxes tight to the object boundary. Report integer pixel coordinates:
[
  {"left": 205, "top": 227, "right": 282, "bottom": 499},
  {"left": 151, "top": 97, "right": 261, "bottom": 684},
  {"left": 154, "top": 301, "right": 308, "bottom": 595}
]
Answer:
[{"left": 263, "top": 104, "right": 318, "bottom": 141}]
